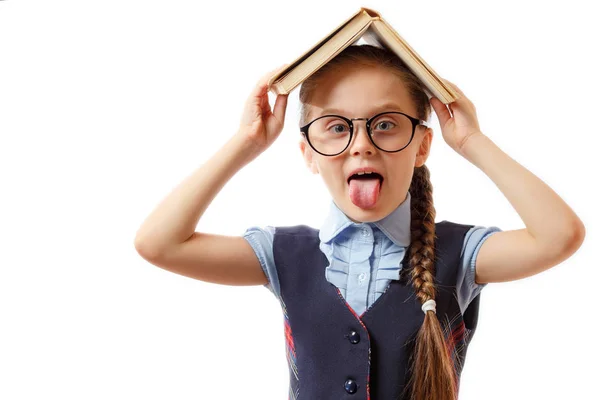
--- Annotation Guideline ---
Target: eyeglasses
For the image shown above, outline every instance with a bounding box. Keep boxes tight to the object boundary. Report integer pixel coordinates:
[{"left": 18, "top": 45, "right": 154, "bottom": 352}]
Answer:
[{"left": 300, "top": 111, "right": 430, "bottom": 156}]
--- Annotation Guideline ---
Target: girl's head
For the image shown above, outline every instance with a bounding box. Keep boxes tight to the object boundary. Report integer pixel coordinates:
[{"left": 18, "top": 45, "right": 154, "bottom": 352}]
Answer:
[
  {"left": 298, "top": 44, "right": 433, "bottom": 223},
  {"left": 298, "top": 44, "right": 460, "bottom": 400}
]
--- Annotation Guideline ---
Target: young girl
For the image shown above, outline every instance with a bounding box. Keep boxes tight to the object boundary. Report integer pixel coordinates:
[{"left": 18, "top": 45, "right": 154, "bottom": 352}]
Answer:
[{"left": 134, "top": 44, "right": 585, "bottom": 399}]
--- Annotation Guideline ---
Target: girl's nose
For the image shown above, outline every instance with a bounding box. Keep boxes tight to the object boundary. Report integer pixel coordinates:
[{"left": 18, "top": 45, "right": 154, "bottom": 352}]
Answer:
[{"left": 348, "top": 120, "right": 376, "bottom": 156}]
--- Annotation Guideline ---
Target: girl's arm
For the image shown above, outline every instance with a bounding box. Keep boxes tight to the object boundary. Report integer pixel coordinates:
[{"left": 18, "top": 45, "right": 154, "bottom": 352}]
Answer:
[
  {"left": 134, "top": 134, "right": 269, "bottom": 286},
  {"left": 134, "top": 66, "right": 289, "bottom": 286},
  {"left": 430, "top": 80, "right": 585, "bottom": 285},
  {"left": 460, "top": 133, "right": 585, "bottom": 284}
]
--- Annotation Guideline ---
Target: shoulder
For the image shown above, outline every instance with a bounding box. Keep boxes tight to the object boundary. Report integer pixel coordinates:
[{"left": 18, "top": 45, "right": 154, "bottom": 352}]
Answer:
[
  {"left": 436, "top": 219, "right": 476, "bottom": 232},
  {"left": 242, "top": 226, "right": 280, "bottom": 297},
  {"left": 453, "top": 222, "right": 503, "bottom": 313},
  {"left": 439, "top": 220, "right": 502, "bottom": 274},
  {"left": 244, "top": 225, "right": 277, "bottom": 241},
  {"left": 273, "top": 224, "right": 319, "bottom": 237},
  {"left": 461, "top": 225, "right": 503, "bottom": 260},
  {"left": 435, "top": 220, "right": 501, "bottom": 248},
  {"left": 242, "top": 224, "right": 319, "bottom": 299}
]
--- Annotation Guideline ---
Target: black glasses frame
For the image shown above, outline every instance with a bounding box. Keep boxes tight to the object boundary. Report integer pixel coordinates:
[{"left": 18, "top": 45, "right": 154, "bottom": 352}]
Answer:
[{"left": 300, "top": 111, "right": 430, "bottom": 156}]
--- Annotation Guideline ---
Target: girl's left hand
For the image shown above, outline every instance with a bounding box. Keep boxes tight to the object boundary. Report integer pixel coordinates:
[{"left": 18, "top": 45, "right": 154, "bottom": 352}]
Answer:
[{"left": 429, "top": 79, "right": 484, "bottom": 156}]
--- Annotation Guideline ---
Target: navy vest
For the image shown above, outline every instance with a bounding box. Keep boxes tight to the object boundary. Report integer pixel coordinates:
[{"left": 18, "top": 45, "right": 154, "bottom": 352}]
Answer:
[{"left": 273, "top": 221, "right": 481, "bottom": 400}]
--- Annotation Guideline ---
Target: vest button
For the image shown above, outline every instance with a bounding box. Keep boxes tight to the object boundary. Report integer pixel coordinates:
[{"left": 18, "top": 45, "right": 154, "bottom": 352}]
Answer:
[
  {"left": 348, "top": 330, "right": 360, "bottom": 344},
  {"left": 344, "top": 378, "right": 358, "bottom": 394}
]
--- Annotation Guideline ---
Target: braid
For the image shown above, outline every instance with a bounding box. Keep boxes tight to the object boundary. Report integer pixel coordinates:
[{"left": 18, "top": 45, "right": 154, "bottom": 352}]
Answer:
[
  {"left": 403, "top": 165, "right": 458, "bottom": 400},
  {"left": 407, "top": 165, "right": 437, "bottom": 301}
]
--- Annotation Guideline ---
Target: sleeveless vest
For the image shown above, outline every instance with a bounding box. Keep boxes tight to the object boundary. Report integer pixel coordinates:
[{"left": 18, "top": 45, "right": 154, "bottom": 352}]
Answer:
[{"left": 273, "top": 221, "right": 481, "bottom": 400}]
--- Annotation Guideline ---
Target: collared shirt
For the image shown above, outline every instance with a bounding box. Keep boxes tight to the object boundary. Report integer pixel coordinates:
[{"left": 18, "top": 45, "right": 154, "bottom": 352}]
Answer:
[{"left": 243, "top": 191, "right": 502, "bottom": 315}]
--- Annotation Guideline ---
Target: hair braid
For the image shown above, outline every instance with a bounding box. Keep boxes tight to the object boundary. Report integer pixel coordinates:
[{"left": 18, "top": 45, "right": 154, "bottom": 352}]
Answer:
[{"left": 403, "top": 164, "right": 458, "bottom": 400}]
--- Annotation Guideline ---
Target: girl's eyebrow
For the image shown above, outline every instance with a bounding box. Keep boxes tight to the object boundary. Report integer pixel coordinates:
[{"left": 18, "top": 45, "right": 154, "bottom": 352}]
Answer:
[{"left": 318, "top": 102, "right": 406, "bottom": 117}]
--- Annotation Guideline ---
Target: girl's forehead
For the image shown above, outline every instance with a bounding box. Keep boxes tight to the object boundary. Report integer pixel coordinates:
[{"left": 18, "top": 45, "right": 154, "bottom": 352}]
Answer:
[
  {"left": 307, "top": 93, "right": 415, "bottom": 120},
  {"left": 307, "top": 67, "right": 416, "bottom": 118},
  {"left": 311, "top": 101, "right": 410, "bottom": 119}
]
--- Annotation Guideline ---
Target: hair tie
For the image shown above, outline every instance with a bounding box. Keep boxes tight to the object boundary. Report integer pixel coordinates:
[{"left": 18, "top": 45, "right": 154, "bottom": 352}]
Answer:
[{"left": 421, "top": 299, "right": 436, "bottom": 314}]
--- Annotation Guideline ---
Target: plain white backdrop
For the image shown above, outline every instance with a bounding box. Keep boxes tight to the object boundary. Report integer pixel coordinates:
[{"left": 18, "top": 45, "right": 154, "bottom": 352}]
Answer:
[{"left": 1, "top": 0, "right": 598, "bottom": 398}]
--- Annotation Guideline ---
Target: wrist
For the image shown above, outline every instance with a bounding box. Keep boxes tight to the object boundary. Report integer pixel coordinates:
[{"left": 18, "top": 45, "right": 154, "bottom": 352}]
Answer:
[
  {"left": 459, "top": 131, "right": 487, "bottom": 159},
  {"left": 226, "top": 132, "right": 261, "bottom": 167}
]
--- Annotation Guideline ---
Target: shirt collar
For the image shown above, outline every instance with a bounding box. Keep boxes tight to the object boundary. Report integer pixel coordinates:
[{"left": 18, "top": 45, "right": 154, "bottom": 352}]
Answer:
[{"left": 318, "top": 191, "right": 412, "bottom": 247}]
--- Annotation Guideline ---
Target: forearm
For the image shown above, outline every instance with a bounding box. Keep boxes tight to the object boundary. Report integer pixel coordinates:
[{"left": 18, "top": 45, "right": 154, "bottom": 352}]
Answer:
[
  {"left": 460, "top": 133, "right": 585, "bottom": 250},
  {"left": 134, "top": 133, "right": 257, "bottom": 256}
]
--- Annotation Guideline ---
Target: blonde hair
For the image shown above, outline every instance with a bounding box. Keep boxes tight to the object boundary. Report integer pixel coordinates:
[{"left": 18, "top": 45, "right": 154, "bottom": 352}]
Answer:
[{"left": 298, "top": 44, "right": 459, "bottom": 400}]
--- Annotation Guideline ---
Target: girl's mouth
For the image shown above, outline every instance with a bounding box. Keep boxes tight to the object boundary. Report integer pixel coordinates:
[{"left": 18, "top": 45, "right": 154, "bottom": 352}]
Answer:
[{"left": 347, "top": 174, "right": 383, "bottom": 209}]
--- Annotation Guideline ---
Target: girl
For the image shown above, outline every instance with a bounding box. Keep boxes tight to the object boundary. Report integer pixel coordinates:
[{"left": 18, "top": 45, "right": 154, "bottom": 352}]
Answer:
[{"left": 134, "top": 44, "right": 585, "bottom": 399}]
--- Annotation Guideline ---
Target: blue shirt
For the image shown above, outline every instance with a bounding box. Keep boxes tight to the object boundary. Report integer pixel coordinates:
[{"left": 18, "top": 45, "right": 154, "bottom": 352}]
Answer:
[{"left": 243, "top": 191, "right": 502, "bottom": 316}]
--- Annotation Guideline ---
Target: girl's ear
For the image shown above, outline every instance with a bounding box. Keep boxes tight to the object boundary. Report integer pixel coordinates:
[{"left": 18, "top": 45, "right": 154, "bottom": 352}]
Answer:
[
  {"left": 415, "top": 127, "right": 433, "bottom": 168},
  {"left": 299, "top": 139, "right": 319, "bottom": 174}
]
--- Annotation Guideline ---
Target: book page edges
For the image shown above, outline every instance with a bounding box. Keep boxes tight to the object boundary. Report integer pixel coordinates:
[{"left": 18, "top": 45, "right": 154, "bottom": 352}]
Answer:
[
  {"left": 267, "top": 8, "right": 369, "bottom": 93},
  {"left": 368, "top": 17, "right": 459, "bottom": 103},
  {"left": 278, "top": 18, "right": 374, "bottom": 94},
  {"left": 268, "top": 7, "right": 459, "bottom": 105},
  {"left": 269, "top": 11, "right": 374, "bottom": 95}
]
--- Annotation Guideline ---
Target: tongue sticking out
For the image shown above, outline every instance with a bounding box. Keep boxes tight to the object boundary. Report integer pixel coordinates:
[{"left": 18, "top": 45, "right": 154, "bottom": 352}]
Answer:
[{"left": 348, "top": 178, "right": 381, "bottom": 209}]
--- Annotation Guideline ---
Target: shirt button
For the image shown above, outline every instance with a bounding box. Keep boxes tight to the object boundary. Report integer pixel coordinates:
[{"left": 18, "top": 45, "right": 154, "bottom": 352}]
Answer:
[
  {"left": 348, "top": 330, "right": 360, "bottom": 344},
  {"left": 358, "top": 272, "right": 366, "bottom": 283},
  {"left": 361, "top": 227, "right": 369, "bottom": 237},
  {"left": 344, "top": 378, "right": 358, "bottom": 394}
]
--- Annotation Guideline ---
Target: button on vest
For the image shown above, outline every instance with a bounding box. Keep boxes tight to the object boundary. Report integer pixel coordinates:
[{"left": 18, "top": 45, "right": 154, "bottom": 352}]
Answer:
[
  {"left": 345, "top": 378, "right": 358, "bottom": 394},
  {"left": 348, "top": 330, "right": 360, "bottom": 344}
]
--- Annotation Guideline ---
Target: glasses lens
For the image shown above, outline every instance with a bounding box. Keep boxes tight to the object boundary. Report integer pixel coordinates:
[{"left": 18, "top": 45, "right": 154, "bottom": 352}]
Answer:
[
  {"left": 307, "top": 115, "right": 351, "bottom": 155},
  {"left": 307, "top": 113, "right": 413, "bottom": 155},
  {"left": 369, "top": 112, "right": 413, "bottom": 151}
]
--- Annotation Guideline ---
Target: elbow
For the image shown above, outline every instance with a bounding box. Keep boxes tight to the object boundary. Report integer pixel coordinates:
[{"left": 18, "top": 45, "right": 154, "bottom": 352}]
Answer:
[
  {"left": 134, "top": 235, "right": 162, "bottom": 261},
  {"left": 570, "top": 218, "right": 586, "bottom": 251},
  {"left": 560, "top": 218, "right": 586, "bottom": 257}
]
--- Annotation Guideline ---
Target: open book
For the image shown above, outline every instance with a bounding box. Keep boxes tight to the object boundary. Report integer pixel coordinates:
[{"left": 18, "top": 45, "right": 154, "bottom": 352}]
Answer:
[{"left": 267, "top": 6, "right": 459, "bottom": 104}]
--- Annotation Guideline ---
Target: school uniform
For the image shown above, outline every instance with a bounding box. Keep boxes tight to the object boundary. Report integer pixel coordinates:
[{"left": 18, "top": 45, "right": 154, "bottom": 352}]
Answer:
[{"left": 243, "top": 192, "right": 501, "bottom": 399}]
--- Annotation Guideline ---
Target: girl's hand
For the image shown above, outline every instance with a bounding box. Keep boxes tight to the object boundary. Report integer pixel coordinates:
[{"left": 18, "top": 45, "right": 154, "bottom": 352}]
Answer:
[
  {"left": 236, "top": 64, "right": 290, "bottom": 157},
  {"left": 429, "top": 79, "right": 484, "bottom": 156}
]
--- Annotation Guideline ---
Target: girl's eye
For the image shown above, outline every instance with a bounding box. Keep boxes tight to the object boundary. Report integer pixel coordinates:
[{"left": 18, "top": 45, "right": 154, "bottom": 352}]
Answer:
[
  {"left": 375, "top": 121, "right": 396, "bottom": 131},
  {"left": 327, "top": 124, "right": 350, "bottom": 134}
]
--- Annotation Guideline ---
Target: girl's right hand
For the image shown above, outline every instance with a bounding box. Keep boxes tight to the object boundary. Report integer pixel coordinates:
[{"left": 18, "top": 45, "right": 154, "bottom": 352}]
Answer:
[{"left": 237, "top": 64, "right": 290, "bottom": 158}]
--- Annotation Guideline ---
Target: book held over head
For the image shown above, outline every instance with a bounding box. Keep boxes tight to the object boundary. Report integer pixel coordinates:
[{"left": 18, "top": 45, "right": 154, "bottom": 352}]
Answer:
[{"left": 267, "top": 6, "right": 459, "bottom": 104}]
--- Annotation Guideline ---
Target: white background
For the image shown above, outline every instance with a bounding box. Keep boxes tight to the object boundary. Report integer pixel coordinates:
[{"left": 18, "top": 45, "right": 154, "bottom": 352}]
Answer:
[{"left": 1, "top": 0, "right": 598, "bottom": 399}]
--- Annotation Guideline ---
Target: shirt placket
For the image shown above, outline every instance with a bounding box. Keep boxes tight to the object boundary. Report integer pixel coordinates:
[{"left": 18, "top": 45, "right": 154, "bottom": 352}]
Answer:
[{"left": 347, "top": 224, "right": 375, "bottom": 315}]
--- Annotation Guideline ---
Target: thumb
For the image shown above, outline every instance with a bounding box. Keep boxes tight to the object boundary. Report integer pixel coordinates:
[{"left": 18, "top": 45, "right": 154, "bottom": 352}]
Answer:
[
  {"left": 272, "top": 94, "right": 288, "bottom": 125},
  {"left": 430, "top": 97, "right": 451, "bottom": 128}
]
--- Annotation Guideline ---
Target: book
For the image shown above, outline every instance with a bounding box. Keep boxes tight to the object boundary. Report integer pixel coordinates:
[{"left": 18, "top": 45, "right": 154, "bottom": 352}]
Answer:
[{"left": 267, "top": 6, "right": 459, "bottom": 104}]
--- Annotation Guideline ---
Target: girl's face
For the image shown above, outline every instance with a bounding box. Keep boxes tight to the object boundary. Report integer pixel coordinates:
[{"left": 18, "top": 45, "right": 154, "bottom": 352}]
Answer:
[{"left": 299, "top": 65, "right": 433, "bottom": 223}]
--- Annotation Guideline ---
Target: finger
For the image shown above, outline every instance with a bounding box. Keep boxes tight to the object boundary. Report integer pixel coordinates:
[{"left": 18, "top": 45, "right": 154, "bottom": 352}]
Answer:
[
  {"left": 249, "top": 77, "right": 269, "bottom": 101},
  {"left": 430, "top": 97, "right": 452, "bottom": 127},
  {"left": 272, "top": 94, "right": 288, "bottom": 124},
  {"left": 442, "top": 78, "right": 463, "bottom": 94},
  {"left": 249, "top": 64, "right": 289, "bottom": 101},
  {"left": 263, "top": 64, "right": 289, "bottom": 84},
  {"left": 442, "top": 78, "right": 475, "bottom": 108},
  {"left": 443, "top": 78, "right": 474, "bottom": 106},
  {"left": 443, "top": 79, "right": 466, "bottom": 99},
  {"left": 265, "top": 63, "right": 289, "bottom": 92}
]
